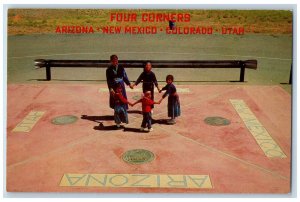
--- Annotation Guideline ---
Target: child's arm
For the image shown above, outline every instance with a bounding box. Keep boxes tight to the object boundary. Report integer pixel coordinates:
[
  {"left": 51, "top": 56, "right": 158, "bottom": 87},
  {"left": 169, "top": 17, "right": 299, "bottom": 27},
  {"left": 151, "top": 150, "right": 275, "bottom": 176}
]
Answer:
[
  {"left": 153, "top": 101, "right": 160, "bottom": 104},
  {"left": 152, "top": 98, "right": 163, "bottom": 105},
  {"left": 158, "top": 97, "right": 164, "bottom": 104},
  {"left": 132, "top": 99, "right": 142, "bottom": 106},
  {"left": 132, "top": 72, "right": 144, "bottom": 88},
  {"left": 161, "top": 84, "right": 172, "bottom": 98},
  {"left": 121, "top": 69, "right": 134, "bottom": 89},
  {"left": 128, "top": 101, "right": 134, "bottom": 107},
  {"left": 157, "top": 85, "right": 161, "bottom": 92},
  {"left": 152, "top": 73, "right": 161, "bottom": 92},
  {"left": 118, "top": 93, "right": 133, "bottom": 106},
  {"left": 110, "top": 89, "right": 115, "bottom": 95},
  {"left": 159, "top": 85, "right": 167, "bottom": 93}
]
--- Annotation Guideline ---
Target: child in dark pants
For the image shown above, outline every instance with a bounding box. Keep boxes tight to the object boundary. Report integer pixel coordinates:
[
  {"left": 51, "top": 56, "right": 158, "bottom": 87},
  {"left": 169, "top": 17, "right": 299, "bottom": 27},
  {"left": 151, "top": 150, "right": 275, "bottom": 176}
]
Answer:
[
  {"left": 132, "top": 62, "right": 161, "bottom": 112},
  {"left": 112, "top": 84, "right": 133, "bottom": 128},
  {"left": 132, "top": 91, "right": 161, "bottom": 132},
  {"left": 159, "top": 74, "right": 181, "bottom": 124}
]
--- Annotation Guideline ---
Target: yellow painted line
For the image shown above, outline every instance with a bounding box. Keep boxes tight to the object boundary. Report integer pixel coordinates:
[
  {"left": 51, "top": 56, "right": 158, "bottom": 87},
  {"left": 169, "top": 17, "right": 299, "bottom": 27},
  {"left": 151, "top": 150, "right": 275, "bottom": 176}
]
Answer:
[
  {"left": 60, "top": 173, "right": 212, "bottom": 189},
  {"left": 98, "top": 88, "right": 190, "bottom": 93},
  {"left": 230, "top": 99, "right": 286, "bottom": 158},
  {"left": 176, "top": 88, "right": 190, "bottom": 93},
  {"left": 12, "top": 111, "right": 45, "bottom": 132}
]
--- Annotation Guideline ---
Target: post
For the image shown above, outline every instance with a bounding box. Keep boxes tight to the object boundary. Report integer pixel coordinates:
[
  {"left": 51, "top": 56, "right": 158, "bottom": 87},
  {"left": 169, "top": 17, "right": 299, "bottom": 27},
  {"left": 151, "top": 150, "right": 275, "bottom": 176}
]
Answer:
[
  {"left": 239, "top": 63, "right": 245, "bottom": 82},
  {"left": 46, "top": 61, "right": 51, "bottom": 81}
]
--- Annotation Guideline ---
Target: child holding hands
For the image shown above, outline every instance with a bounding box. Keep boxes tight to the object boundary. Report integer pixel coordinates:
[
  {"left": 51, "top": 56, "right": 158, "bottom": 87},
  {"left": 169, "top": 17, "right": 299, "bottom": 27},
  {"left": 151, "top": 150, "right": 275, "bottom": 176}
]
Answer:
[
  {"left": 159, "top": 74, "right": 180, "bottom": 124},
  {"left": 132, "top": 62, "right": 160, "bottom": 111},
  {"left": 112, "top": 84, "right": 134, "bottom": 128},
  {"left": 132, "top": 91, "right": 161, "bottom": 132}
]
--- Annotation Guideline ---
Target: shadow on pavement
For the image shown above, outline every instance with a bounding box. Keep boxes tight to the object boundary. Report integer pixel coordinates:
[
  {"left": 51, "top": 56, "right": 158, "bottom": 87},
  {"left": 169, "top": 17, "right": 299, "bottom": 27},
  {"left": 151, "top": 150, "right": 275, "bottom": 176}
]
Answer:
[
  {"left": 81, "top": 115, "right": 114, "bottom": 123},
  {"left": 152, "top": 118, "right": 170, "bottom": 125},
  {"left": 94, "top": 123, "right": 124, "bottom": 131},
  {"left": 127, "top": 110, "right": 142, "bottom": 114},
  {"left": 82, "top": 114, "right": 171, "bottom": 132}
]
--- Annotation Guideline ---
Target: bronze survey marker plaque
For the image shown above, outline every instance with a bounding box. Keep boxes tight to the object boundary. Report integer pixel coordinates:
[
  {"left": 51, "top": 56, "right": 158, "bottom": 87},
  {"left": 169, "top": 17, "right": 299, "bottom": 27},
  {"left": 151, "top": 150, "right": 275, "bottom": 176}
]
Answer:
[
  {"left": 122, "top": 149, "right": 155, "bottom": 164},
  {"left": 51, "top": 115, "right": 78, "bottom": 125},
  {"left": 204, "top": 116, "right": 231, "bottom": 126}
]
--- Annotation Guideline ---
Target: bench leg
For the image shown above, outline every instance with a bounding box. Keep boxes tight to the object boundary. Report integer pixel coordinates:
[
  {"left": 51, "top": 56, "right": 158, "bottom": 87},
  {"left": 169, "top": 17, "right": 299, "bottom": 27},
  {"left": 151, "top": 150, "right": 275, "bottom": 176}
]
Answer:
[
  {"left": 239, "top": 67, "right": 245, "bottom": 82},
  {"left": 46, "top": 64, "right": 51, "bottom": 81},
  {"left": 289, "top": 64, "right": 292, "bottom": 84}
]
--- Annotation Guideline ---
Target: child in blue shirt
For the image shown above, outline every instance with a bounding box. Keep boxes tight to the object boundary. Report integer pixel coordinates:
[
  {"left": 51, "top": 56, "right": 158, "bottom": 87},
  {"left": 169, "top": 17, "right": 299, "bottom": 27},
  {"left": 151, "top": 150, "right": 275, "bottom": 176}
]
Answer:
[
  {"left": 159, "top": 74, "right": 180, "bottom": 124},
  {"left": 132, "top": 62, "right": 161, "bottom": 111}
]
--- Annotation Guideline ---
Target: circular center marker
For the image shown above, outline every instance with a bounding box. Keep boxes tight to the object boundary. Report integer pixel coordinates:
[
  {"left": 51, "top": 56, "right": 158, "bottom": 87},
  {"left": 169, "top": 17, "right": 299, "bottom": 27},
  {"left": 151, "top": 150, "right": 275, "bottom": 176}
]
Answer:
[
  {"left": 204, "top": 116, "right": 230, "bottom": 126},
  {"left": 122, "top": 149, "right": 155, "bottom": 164},
  {"left": 51, "top": 115, "right": 78, "bottom": 125}
]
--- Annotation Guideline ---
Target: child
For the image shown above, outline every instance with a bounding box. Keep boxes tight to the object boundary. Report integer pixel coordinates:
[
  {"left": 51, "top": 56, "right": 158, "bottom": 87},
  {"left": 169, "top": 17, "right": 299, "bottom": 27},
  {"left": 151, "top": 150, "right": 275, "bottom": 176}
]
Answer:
[
  {"left": 159, "top": 75, "right": 180, "bottom": 124},
  {"left": 132, "top": 62, "right": 160, "bottom": 111},
  {"left": 132, "top": 91, "right": 161, "bottom": 132},
  {"left": 112, "top": 84, "right": 133, "bottom": 128}
]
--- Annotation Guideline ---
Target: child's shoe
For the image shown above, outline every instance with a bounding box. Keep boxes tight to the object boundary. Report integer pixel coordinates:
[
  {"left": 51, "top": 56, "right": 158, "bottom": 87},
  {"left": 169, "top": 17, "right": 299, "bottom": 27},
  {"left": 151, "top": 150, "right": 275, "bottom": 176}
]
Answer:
[
  {"left": 140, "top": 127, "right": 146, "bottom": 131},
  {"left": 148, "top": 128, "right": 153, "bottom": 132},
  {"left": 116, "top": 124, "right": 121, "bottom": 128}
]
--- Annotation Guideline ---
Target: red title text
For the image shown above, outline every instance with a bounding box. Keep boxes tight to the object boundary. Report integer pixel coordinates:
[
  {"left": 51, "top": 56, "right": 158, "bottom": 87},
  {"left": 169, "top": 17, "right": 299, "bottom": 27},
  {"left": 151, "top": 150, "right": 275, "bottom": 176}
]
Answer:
[{"left": 110, "top": 13, "right": 191, "bottom": 22}]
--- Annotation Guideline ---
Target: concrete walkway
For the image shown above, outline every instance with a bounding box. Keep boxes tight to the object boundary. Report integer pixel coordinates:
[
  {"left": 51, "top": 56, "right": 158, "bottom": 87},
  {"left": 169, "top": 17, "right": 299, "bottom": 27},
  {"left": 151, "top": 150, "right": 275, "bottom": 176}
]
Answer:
[{"left": 6, "top": 84, "right": 291, "bottom": 193}]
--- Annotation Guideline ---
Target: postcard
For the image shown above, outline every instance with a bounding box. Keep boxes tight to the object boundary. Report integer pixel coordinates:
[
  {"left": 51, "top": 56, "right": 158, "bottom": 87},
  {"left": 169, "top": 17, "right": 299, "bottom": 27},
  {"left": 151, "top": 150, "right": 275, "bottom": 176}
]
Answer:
[{"left": 6, "top": 7, "right": 293, "bottom": 194}]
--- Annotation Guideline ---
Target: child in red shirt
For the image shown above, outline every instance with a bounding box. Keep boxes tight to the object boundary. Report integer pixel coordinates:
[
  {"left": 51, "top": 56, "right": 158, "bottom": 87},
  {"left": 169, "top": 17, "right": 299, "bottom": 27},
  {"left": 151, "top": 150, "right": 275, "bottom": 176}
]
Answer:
[
  {"left": 132, "top": 91, "right": 161, "bottom": 132},
  {"left": 112, "top": 84, "right": 133, "bottom": 128}
]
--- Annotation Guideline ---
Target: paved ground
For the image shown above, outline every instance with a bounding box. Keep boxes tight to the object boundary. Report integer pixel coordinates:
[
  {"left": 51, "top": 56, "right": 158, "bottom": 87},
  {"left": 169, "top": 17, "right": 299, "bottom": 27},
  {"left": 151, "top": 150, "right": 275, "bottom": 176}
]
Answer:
[{"left": 6, "top": 84, "right": 291, "bottom": 193}]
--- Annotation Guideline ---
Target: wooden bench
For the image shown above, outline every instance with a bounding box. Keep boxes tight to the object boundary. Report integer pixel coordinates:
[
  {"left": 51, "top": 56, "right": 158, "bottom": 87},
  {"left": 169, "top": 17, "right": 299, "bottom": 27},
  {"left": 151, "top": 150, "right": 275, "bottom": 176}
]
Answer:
[{"left": 34, "top": 59, "right": 257, "bottom": 82}]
